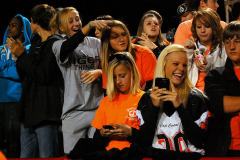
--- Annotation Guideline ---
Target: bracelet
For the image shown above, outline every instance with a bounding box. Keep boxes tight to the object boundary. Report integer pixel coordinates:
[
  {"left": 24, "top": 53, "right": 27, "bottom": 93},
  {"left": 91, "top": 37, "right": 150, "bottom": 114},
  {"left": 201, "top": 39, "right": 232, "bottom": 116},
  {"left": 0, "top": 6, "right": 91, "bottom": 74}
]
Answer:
[{"left": 88, "top": 21, "right": 92, "bottom": 28}]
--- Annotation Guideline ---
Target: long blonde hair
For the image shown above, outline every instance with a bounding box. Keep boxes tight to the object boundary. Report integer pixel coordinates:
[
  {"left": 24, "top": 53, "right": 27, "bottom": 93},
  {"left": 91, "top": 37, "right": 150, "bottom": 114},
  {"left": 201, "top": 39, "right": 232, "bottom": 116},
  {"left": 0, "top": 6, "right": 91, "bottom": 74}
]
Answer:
[
  {"left": 50, "top": 7, "right": 79, "bottom": 34},
  {"left": 153, "top": 44, "right": 194, "bottom": 106},
  {"left": 107, "top": 52, "right": 140, "bottom": 101}
]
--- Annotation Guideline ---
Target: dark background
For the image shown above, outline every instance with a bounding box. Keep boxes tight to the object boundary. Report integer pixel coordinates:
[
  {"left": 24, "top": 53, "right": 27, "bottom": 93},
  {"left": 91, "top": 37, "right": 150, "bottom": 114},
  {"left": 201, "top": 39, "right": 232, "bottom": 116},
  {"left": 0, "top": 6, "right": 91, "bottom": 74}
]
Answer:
[{"left": 0, "top": 0, "right": 226, "bottom": 44}]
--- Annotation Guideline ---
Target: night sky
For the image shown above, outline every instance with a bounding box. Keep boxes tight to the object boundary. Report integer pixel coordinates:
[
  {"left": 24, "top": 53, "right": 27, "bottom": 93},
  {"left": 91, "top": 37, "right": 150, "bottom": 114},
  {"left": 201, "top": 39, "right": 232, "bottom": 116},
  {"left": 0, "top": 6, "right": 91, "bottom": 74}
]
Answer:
[{"left": 0, "top": 0, "right": 226, "bottom": 44}]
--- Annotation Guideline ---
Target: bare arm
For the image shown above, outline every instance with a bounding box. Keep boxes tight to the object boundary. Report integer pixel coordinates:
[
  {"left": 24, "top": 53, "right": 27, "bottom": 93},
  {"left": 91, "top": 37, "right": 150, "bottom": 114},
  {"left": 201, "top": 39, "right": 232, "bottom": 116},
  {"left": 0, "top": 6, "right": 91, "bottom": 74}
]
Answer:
[{"left": 223, "top": 96, "right": 240, "bottom": 114}]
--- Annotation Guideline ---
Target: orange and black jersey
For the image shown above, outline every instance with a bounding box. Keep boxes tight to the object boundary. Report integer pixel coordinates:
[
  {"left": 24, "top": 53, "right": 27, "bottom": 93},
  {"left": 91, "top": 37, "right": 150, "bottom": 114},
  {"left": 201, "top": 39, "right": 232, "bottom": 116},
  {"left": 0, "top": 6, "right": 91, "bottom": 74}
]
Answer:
[{"left": 132, "top": 89, "right": 208, "bottom": 154}]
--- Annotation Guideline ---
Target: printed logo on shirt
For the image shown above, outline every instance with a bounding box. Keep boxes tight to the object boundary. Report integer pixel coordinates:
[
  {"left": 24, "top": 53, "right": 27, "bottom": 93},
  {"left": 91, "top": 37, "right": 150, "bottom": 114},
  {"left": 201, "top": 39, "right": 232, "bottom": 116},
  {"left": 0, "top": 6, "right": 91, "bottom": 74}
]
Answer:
[
  {"left": 69, "top": 54, "right": 101, "bottom": 70},
  {"left": 125, "top": 107, "right": 139, "bottom": 127}
]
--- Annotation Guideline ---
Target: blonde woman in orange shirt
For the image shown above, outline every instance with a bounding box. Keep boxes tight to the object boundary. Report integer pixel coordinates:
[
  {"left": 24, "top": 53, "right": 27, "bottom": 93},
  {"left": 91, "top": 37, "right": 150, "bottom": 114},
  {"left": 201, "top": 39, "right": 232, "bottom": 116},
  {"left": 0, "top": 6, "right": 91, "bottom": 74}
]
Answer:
[{"left": 67, "top": 52, "right": 145, "bottom": 159}]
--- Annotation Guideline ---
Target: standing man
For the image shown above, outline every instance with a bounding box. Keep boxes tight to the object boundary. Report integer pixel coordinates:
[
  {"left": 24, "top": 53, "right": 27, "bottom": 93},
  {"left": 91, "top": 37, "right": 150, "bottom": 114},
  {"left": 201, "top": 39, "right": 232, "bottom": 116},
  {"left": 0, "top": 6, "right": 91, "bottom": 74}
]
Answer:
[
  {"left": 0, "top": 14, "right": 32, "bottom": 158},
  {"left": 7, "top": 4, "right": 64, "bottom": 158}
]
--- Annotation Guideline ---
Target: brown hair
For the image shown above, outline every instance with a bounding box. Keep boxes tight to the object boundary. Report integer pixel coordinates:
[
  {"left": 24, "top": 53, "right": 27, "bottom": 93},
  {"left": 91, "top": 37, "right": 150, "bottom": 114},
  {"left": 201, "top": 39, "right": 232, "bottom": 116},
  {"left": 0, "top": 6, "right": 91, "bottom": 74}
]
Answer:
[
  {"left": 223, "top": 21, "right": 240, "bottom": 41},
  {"left": 30, "top": 4, "right": 56, "bottom": 31},
  {"left": 191, "top": 8, "right": 223, "bottom": 54},
  {"left": 101, "top": 20, "right": 135, "bottom": 74},
  {"left": 136, "top": 11, "right": 168, "bottom": 46}
]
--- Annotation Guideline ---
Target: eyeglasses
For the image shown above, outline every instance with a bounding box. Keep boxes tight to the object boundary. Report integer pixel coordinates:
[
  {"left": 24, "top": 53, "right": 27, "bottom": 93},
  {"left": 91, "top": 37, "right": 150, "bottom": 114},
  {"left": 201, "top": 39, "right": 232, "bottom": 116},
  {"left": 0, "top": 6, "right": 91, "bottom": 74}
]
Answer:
[{"left": 108, "top": 53, "right": 132, "bottom": 64}]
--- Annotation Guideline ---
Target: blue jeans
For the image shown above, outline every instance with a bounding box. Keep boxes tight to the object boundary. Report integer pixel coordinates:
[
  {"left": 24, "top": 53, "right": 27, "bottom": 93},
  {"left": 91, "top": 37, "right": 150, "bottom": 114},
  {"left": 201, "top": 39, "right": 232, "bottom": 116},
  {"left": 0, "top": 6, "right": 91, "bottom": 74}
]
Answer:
[{"left": 20, "top": 124, "right": 59, "bottom": 158}]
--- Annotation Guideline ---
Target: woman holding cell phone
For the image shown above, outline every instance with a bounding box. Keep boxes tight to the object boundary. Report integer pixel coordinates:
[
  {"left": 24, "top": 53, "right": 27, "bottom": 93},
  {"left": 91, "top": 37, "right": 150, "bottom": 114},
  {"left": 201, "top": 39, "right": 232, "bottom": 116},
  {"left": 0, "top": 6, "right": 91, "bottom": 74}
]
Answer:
[
  {"left": 130, "top": 44, "right": 208, "bottom": 159},
  {"left": 67, "top": 45, "right": 208, "bottom": 159},
  {"left": 184, "top": 8, "right": 227, "bottom": 91}
]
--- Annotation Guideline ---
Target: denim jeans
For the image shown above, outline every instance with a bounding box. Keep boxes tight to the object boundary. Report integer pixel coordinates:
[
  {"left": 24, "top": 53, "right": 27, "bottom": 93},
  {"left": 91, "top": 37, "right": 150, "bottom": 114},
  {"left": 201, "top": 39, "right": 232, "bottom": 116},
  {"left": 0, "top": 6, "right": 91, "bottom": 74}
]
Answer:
[{"left": 20, "top": 124, "right": 59, "bottom": 158}]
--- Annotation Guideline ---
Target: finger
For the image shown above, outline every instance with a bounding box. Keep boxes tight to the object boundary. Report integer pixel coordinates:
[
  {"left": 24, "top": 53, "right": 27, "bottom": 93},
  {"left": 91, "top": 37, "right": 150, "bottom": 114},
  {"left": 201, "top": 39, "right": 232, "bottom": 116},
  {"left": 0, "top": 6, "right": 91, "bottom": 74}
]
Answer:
[
  {"left": 110, "top": 123, "right": 118, "bottom": 127},
  {"left": 81, "top": 76, "right": 92, "bottom": 83},
  {"left": 9, "top": 37, "right": 15, "bottom": 43},
  {"left": 81, "top": 72, "right": 89, "bottom": 78},
  {"left": 17, "top": 39, "right": 22, "bottom": 44},
  {"left": 137, "top": 36, "right": 144, "bottom": 41},
  {"left": 189, "top": 36, "right": 194, "bottom": 41},
  {"left": 151, "top": 87, "right": 160, "bottom": 94},
  {"left": 84, "top": 77, "right": 94, "bottom": 84},
  {"left": 141, "top": 32, "right": 148, "bottom": 38}
]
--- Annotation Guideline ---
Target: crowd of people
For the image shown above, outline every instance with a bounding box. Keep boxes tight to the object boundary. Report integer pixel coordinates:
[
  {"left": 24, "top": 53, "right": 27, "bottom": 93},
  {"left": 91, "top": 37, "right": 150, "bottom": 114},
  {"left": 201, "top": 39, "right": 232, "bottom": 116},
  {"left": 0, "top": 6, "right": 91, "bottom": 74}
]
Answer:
[{"left": 0, "top": 0, "right": 240, "bottom": 159}]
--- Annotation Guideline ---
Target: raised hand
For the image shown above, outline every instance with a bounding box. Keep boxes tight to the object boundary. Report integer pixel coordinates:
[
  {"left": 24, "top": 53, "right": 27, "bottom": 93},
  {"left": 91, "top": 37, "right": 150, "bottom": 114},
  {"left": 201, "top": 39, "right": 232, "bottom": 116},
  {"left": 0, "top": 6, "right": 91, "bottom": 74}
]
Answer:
[
  {"left": 6, "top": 37, "right": 25, "bottom": 59},
  {"left": 137, "top": 32, "right": 157, "bottom": 50}
]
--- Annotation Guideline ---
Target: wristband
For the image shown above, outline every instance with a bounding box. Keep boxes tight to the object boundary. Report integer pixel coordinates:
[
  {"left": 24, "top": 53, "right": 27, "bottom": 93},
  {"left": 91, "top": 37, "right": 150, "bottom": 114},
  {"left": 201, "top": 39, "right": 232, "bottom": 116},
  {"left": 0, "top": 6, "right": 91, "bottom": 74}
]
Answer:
[{"left": 88, "top": 21, "right": 92, "bottom": 28}]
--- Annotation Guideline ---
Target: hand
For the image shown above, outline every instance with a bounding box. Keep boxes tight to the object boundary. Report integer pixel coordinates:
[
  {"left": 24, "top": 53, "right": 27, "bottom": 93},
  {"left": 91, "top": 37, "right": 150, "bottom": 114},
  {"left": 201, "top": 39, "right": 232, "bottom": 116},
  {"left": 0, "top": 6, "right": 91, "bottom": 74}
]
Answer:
[
  {"left": 81, "top": 69, "right": 102, "bottom": 84},
  {"left": 150, "top": 86, "right": 167, "bottom": 107},
  {"left": 160, "top": 82, "right": 181, "bottom": 108},
  {"left": 100, "top": 126, "right": 114, "bottom": 137},
  {"left": 137, "top": 32, "right": 157, "bottom": 50},
  {"left": 90, "top": 20, "right": 112, "bottom": 30},
  {"left": 6, "top": 37, "right": 25, "bottom": 58},
  {"left": 109, "top": 123, "right": 132, "bottom": 136},
  {"left": 195, "top": 58, "right": 208, "bottom": 72},
  {"left": 184, "top": 36, "right": 195, "bottom": 49}
]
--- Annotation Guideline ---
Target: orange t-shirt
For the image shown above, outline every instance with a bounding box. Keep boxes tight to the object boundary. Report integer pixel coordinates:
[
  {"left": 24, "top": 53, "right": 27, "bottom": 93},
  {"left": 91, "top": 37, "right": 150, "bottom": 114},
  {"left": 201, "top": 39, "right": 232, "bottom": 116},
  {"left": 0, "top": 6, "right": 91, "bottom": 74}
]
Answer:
[
  {"left": 195, "top": 46, "right": 211, "bottom": 91},
  {"left": 91, "top": 90, "right": 145, "bottom": 150},
  {"left": 174, "top": 20, "right": 227, "bottom": 46},
  {"left": 102, "top": 45, "right": 157, "bottom": 89},
  {"left": 0, "top": 151, "right": 7, "bottom": 160},
  {"left": 229, "top": 67, "right": 240, "bottom": 150}
]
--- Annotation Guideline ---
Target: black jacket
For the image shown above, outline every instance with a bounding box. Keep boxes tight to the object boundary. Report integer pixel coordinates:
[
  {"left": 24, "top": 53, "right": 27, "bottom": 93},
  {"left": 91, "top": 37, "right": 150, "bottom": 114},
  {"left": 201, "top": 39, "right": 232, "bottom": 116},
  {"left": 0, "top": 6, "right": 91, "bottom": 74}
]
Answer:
[
  {"left": 16, "top": 34, "right": 64, "bottom": 128},
  {"left": 132, "top": 89, "right": 207, "bottom": 150},
  {"left": 204, "top": 58, "right": 240, "bottom": 156},
  {"left": 68, "top": 89, "right": 206, "bottom": 160}
]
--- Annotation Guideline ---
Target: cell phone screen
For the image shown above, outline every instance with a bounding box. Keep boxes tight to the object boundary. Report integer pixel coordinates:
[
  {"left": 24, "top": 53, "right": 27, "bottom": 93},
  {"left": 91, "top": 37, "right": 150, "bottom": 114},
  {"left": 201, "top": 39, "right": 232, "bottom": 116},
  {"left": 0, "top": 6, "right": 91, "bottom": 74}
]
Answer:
[{"left": 155, "top": 78, "right": 170, "bottom": 90}]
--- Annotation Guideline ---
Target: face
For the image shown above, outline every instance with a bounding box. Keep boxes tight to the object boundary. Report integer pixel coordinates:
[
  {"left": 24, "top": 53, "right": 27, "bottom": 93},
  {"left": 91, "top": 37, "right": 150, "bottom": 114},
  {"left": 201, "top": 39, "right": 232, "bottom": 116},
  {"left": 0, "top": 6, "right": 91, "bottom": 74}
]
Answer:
[
  {"left": 64, "top": 10, "right": 82, "bottom": 38},
  {"left": 113, "top": 64, "right": 132, "bottom": 94},
  {"left": 201, "top": 0, "right": 219, "bottom": 12},
  {"left": 7, "top": 18, "right": 23, "bottom": 39},
  {"left": 196, "top": 19, "right": 213, "bottom": 46},
  {"left": 180, "top": 12, "right": 194, "bottom": 23},
  {"left": 224, "top": 36, "right": 240, "bottom": 67},
  {"left": 109, "top": 26, "right": 129, "bottom": 52},
  {"left": 95, "top": 28, "right": 102, "bottom": 39},
  {"left": 143, "top": 17, "right": 160, "bottom": 38},
  {"left": 165, "top": 51, "right": 188, "bottom": 88}
]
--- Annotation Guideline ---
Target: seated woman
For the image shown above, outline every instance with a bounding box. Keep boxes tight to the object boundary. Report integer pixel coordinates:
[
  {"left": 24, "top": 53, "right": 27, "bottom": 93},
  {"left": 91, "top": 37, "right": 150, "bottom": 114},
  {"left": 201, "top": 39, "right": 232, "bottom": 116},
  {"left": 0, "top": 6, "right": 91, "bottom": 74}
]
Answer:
[
  {"left": 67, "top": 45, "right": 208, "bottom": 160},
  {"left": 131, "top": 44, "right": 208, "bottom": 159},
  {"left": 67, "top": 52, "right": 144, "bottom": 159}
]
